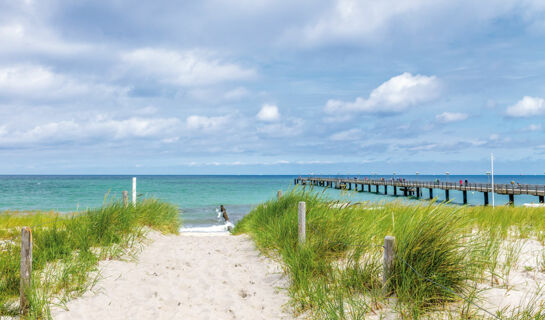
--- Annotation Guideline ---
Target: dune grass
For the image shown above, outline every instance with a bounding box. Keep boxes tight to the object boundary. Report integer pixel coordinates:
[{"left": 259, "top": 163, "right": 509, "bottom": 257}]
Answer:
[
  {"left": 234, "top": 189, "right": 545, "bottom": 319},
  {"left": 0, "top": 198, "right": 180, "bottom": 319}
]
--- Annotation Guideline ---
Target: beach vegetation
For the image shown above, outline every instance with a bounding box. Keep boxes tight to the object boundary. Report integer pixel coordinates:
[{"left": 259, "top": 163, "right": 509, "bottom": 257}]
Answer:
[
  {"left": 235, "top": 189, "right": 545, "bottom": 319},
  {"left": 0, "top": 198, "right": 180, "bottom": 319}
]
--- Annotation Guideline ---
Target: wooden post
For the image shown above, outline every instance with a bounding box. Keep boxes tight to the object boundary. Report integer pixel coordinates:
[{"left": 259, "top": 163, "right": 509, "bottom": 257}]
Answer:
[
  {"left": 20, "top": 227, "right": 32, "bottom": 315},
  {"left": 462, "top": 190, "right": 468, "bottom": 204},
  {"left": 122, "top": 191, "right": 128, "bottom": 207},
  {"left": 277, "top": 190, "right": 283, "bottom": 199},
  {"left": 484, "top": 192, "right": 489, "bottom": 206},
  {"left": 298, "top": 201, "right": 306, "bottom": 245},
  {"left": 132, "top": 177, "right": 137, "bottom": 206},
  {"left": 383, "top": 235, "right": 395, "bottom": 294}
]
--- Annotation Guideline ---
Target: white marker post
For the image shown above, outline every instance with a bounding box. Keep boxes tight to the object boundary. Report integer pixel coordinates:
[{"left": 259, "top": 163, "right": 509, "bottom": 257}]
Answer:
[
  {"left": 491, "top": 153, "right": 495, "bottom": 208},
  {"left": 132, "top": 177, "right": 137, "bottom": 206}
]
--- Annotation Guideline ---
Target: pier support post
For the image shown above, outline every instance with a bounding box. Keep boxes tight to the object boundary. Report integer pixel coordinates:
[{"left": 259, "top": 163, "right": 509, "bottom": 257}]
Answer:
[
  {"left": 463, "top": 190, "right": 467, "bottom": 204},
  {"left": 384, "top": 185, "right": 388, "bottom": 195},
  {"left": 393, "top": 186, "right": 397, "bottom": 196},
  {"left": 540, "top": 195, "right": 544, "bottom": 204},
  {"left": 122, "top": 191, "right": 128, "bottom": 207},
  {"left": 445, "top": 189, "right": 450, "bottom": 201},
  {"left": 416, "top": 187, "right": 420, "bottom": 198},
  {"left": 484, "top": 192, "right": 489, "bottom": 206},
  {"left": 403, "top": 188, "right": 407, "bottom": 197},
  {"left": 348, "top": 183, "right": 352, "bottom": 190},
  {"left": 429, "top": 188, "right": 433, "bottom": 199},
  {"left": 376, "top": 185, "right": 379, "bottom": 193},
  {"left": 508, "top": 194, "right": 514, "bottom": 206},
  {"left": 383, "top": 236, "right": 395, "bottom": 295},
  {"left": 20, "top": 227, "right": 32, "bottom": 315},
  {"left": 298, "top": 202, "right": 306, "bottom": 244}
]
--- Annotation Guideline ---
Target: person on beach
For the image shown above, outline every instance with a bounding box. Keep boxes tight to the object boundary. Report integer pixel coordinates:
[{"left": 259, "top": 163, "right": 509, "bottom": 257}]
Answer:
[{"left": 220, "top": 205, "right": 230, "bottom": 223}]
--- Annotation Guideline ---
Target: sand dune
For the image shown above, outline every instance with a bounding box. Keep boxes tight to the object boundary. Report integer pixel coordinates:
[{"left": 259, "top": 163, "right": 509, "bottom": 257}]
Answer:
[{"left": 52, "top": 232, "right": 293, "bottom": 320}]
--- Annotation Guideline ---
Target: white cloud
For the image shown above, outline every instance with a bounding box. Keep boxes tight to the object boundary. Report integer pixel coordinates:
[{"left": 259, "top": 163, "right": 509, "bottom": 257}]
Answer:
[
  {"left": 324, "top": 73, "right": 440, "bottom": 115},
  {"left": 0, "top": 64, "right": 127, "bottom": 100},
  {"left": 0, "top": 23, "right": 87, "bottom": 55},
  {"left": 257, "top": 118, "right": 303, "bottom": 137},
  {"left": 329, "top": 128, "right": 361, "bottom": 141},
  {"left": 506, "top": 96, "right": 545, "bottom": 117},
  {"left": 435, "top": 112, "right": 468, "bottom": 123},
  {"left": 523, "top": 123, "right": 542, "bottom": 132},
  {"left": 120, "top": 48, "right": 256, "bottom": 86},
  {"left": 0, "top": 116, "right": 181, "bottom": 146},
  {"left": 186, "top": 115, "right": 230, "bottom": 131},
  {"left": 256, "top": 104, "right": 280, "bottom": 121},
  {"left": 286, "top": 0, "right": 545, "bottom": 47},
  {"left": 224, "top": 87, "right": 249, "bottom": 100}
]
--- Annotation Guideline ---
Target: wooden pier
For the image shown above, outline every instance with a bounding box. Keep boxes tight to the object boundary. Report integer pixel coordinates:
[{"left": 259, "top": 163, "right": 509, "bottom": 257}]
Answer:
[{"left": 294, "top": 177, "right": 545, "bottom": 206}]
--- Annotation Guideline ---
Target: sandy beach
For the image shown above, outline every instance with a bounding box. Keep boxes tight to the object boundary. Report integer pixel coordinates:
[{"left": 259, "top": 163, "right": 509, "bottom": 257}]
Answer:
[{"left": 52, "top": 231, "right": 293, "bottom": 320}]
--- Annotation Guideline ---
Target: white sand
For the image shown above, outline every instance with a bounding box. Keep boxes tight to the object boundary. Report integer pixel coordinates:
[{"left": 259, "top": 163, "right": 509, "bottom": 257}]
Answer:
[{"left": 52, "top": 231, "right": 293, "bottom": 320}]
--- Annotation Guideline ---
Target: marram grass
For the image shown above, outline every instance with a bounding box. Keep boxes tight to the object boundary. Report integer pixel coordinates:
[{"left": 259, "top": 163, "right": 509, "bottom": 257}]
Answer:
[
  {"left": 0, "top": 198, "right": 180, "bottom": 319},
  {"left": 235, "top": 189, "right": 545, "bottom": 319}
]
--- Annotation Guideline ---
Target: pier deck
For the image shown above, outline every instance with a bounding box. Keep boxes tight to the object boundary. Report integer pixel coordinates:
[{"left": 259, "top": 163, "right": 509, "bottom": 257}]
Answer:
[{"left": 295, "top": 177, "right": 545, "bottom": 205}]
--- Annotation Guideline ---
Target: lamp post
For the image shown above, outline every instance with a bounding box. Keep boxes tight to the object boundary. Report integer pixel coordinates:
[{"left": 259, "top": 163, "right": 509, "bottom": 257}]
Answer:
[
  {"left": 445, "top": 172, "right": 450, "bottom": 184},
  {"left": 486, "top": 171, "right": 491, "bottom": 185}
]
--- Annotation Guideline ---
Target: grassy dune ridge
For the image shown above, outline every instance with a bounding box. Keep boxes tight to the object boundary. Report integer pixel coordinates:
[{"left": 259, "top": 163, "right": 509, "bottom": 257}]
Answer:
[
  {"left": 234, "top": 189, "right": 545, "bottom": 319},
  {"left": 0, "top": 199, "right": 181, "bottom": 319}
]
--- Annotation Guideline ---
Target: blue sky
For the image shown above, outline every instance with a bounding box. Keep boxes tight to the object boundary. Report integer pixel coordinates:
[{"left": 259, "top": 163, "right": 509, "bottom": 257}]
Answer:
[{"left": 1, "top": 0, "right": 545, "bottom": 174}]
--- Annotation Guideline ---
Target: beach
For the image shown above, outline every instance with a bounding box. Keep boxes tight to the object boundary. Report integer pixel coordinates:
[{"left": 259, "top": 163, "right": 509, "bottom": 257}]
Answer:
[{"left": 51, "top": 231, "right": 293, "bottom": 320}]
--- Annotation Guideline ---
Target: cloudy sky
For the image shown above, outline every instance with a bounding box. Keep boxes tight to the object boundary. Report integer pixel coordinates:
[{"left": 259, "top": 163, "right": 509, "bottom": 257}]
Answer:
[{"left": 1, "top": 0, "right": 545, "bottom": 174}]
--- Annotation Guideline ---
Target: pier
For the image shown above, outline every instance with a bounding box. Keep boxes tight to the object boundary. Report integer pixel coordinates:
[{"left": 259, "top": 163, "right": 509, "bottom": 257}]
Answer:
[{"left": 295, "top": 177, "right": 545, "bottom": 206}]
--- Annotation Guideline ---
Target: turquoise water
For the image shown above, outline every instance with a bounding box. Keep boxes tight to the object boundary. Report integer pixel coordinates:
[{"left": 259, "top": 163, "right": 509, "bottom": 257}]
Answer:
[{"left": 0, "top": 175, "right": 544, "bottom": 230}]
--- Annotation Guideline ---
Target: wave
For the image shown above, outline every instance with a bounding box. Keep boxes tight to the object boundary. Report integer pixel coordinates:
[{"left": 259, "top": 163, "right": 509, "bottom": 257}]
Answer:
[{"left": 180, "top": 221, "right": 234, "bottom": 233}]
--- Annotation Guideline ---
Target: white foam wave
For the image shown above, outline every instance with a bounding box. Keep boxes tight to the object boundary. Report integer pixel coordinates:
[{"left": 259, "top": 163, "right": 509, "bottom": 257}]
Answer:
[{"left": 180, "top": 222, "right": 234, "bottom": 233}]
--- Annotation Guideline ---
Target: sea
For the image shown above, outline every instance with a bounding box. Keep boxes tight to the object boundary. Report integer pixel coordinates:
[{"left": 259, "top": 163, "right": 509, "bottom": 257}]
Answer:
[{"left": 0, "top": 175, "right": 543, "bottom": 232}]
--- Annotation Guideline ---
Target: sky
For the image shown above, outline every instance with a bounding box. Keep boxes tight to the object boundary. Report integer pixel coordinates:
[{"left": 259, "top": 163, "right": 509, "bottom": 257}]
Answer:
[{"left": 1, "top": 0, "right": 545, "bottom": 175}]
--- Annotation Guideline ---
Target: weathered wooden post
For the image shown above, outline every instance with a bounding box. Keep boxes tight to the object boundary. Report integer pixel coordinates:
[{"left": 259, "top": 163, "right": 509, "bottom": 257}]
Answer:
[
  {"left": 20, "top": 227, "right": 32, "bottom": 315},
  {"left": 383, "top": 235, "right": 395, "bottom": 295},
  {"left": 298, "top": 201, "right": 306, "bottom": 244},
  {"left": 132, "top": 177, "right": 137, "bottom": 206},
  {"left": 277, "top": 190, "right": 283, "bottom": 199},
  {"left": 122, "top": 191, "right": 128, "bottom": 207}
]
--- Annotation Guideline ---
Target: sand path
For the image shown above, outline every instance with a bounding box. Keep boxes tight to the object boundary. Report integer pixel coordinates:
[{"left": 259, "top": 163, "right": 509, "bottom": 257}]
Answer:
[{"left": 52, "top": 232, "right": 293, "bottom": 320}]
